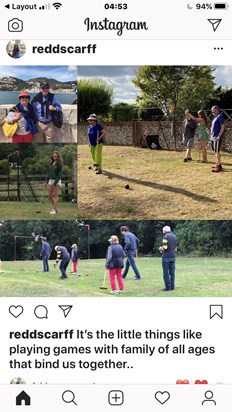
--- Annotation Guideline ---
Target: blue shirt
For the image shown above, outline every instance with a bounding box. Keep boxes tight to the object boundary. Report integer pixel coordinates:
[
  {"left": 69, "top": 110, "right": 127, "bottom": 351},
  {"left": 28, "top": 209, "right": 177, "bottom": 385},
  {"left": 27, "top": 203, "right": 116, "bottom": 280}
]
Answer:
[
  {"left": 41, "top": 241, "right": 51, "bottom": 257},
  {"left": 33, "top": 95, "right": 62, "bottom": 122},
  {"left": 211, "top": 113, "right": 225, "bottom": 139},
  {"left": 124, "top": 232, "right": 140, "bottom": 254},
  {"left": 88, "top": 123, "right": 103, "bottom": 146}
]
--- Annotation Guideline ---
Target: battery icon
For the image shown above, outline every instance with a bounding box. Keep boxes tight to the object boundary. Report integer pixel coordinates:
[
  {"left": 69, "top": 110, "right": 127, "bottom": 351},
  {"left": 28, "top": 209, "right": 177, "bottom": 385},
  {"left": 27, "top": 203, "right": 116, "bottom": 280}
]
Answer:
[{"left": 214, "top": 3, "right": 229, "bottom": 8}]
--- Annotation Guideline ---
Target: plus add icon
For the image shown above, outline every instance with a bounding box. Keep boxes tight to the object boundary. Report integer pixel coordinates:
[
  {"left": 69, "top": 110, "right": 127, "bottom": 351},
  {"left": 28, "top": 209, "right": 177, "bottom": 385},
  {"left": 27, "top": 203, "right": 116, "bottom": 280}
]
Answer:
[{"left": 108, "top": 390, "right": 124, "bottom": 406}]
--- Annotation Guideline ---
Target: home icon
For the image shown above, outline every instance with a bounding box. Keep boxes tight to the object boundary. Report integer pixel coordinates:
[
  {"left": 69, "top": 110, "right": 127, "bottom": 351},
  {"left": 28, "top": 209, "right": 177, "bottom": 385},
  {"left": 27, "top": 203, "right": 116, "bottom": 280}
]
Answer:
[{"left": 16, "top": 390, "right": 31, "bottom": 406}]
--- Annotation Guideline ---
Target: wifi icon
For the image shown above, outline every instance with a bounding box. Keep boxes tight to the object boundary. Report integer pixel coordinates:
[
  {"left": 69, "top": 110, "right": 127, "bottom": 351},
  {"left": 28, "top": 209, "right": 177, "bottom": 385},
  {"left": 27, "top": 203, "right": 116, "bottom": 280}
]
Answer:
[{"left": 53, "top": 2, "right": 62, "bottom": 9}]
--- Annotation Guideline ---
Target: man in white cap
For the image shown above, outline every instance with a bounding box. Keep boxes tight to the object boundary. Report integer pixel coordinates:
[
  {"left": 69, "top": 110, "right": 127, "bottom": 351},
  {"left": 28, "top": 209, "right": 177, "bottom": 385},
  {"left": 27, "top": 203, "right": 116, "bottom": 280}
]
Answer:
[{"left": 159, "top": 226, "right": 178, "bottom": 291}]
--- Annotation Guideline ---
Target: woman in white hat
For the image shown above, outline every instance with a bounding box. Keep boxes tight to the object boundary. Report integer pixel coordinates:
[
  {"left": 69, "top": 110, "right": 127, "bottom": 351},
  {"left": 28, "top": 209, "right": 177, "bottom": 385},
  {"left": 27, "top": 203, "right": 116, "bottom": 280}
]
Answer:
[
  {"left": 6, "top": 91, "right": 38, "bottom": 143},
  {"left": 87, "top": 113, "right": 106, "bottom": 174}
]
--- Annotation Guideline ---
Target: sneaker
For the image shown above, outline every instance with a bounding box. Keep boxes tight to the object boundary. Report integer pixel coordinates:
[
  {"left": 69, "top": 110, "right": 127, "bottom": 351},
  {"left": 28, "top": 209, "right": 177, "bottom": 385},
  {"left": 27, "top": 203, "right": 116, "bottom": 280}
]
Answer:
[
  {"left": 93, "top": 163, "right": 99, "bottom": 167},
  {"left": 212, "top": 167, "right": 221, "bottom": 173},
  {"left": 118, "top": 290, "right": 124, "bottom": 294},
  {"left": 96, "top": 169, "right": 102, "bottom": 174},
  {"left": 110, "top": 290, "right": 117, "bottom": 294},
  {"left": 161, "top": 288, "right": 171, "bottom": 291},
  {"left": 50, "top": 209, "right": 57, "bottom": 215},
  {"left": 187, "top": 157, "right": 192, "bottom": 161},
  {"left": 183, "top": 158, "right": 188, "bottom": 162},
  {"left": 212, "top": 164, "right": 222, "bottom": 171},
  {"left": 133, "top": 277, "right": 141, "bottom": 280}
]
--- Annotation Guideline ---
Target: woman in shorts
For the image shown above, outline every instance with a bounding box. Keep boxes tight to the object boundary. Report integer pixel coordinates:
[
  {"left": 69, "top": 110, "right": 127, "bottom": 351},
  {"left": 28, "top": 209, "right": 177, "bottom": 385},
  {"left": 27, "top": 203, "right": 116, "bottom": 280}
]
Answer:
[
  {"left": 46, "top": 151, "right": 63, "bottom": 215},
  {"left": 185, "top": 109, "right": 208, "bottom": 163}
]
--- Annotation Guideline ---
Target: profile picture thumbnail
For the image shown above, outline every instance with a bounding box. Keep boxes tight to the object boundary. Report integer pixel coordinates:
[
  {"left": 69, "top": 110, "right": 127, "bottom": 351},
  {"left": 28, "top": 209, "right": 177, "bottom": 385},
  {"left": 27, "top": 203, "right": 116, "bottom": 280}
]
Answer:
[{"left": 6, "top": 40, "right": 26, "bottom": 59}]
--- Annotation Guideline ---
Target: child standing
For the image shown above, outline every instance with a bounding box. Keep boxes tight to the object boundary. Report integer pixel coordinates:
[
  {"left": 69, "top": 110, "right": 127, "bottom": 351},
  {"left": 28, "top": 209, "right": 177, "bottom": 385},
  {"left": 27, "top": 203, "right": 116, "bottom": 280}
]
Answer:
[{"left": 71, "top": 243, "right": 78, "bottom": 275}]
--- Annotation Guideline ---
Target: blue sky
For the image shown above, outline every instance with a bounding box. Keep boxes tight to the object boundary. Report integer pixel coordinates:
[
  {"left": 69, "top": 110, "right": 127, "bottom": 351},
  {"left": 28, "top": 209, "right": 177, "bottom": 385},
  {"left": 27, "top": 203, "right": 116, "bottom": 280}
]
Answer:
[
  {"left": 0, "top": 66, "right": 77, "bottom": 82},
  {"left": 1, "top": 65, "right": 232, "bottom": 103}
]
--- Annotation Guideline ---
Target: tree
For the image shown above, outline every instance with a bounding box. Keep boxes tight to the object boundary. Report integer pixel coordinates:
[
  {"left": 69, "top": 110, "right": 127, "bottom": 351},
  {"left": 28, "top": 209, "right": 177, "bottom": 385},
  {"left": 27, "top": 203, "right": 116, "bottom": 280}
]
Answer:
[
  {"left": 133, "top": 66, "right": 216, "bottom": 117},
  {"left": 109, "top": 103, "right": 135, "bottom": 121},
  {"left": 78, "top": 78, "right": 113, "bottom": 121}
]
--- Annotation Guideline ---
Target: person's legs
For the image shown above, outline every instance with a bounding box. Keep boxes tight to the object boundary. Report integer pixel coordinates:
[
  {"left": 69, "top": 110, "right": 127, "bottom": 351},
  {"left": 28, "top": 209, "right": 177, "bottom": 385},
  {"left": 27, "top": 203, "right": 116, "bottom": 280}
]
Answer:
[
  {"left": 60, "top": 258, "right": 69, "bottom": 278},
  {"left": 52, "top": 185, "right": 60, "bottom": 211},
  {"left": 96, "top": 143, "right": 103, "bottom": 169},
  {"left": 90, "top": 146, "right": 96, "bottom": 165},
  {"left": 116, "top": 268, "right": 124, "bottom": 291},
  {"left": 72, "top": 261, "right": 77, "bottom": 273},
  {"left": 46, "top": 257, "right": 49, "bottom": 272},
  {"left": 127, "top": 252, "right": 140, "bottom": 279},
  {"left": 42, "top": 255, "right": 47, "bottom": 272},
  {"left": 169, "top": 259, "right": 176, "bottom": 290},
  {"left": 109, "top": 268, "right": 117, "bottom": 291},
  {"left": 48, "top": 185, "right": 54, "bottom": 207},
  {"left": 162, "top": 258, "right": 171, "bottom": 290},
  {"left": 122, "top": 258, "right": 130, "bottom": 278}
]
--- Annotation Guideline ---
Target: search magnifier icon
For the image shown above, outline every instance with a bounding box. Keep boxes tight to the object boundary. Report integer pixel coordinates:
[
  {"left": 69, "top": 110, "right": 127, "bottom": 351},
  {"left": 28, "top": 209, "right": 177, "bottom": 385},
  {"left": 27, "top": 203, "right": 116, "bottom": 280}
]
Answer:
[{"left": 62, "top": 390, "right": 77, "bottom": 406}]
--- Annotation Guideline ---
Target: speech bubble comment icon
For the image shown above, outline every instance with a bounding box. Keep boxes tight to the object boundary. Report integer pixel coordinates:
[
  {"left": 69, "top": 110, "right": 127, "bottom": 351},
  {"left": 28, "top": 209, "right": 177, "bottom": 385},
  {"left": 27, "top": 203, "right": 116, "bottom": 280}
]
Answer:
[{"left": 34, "top": 305, "right": 48, "bottom": 319}]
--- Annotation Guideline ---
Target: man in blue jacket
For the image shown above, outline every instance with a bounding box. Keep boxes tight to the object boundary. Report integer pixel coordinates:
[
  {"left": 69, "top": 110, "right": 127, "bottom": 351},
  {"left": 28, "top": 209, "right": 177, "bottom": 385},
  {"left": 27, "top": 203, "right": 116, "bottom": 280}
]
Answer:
[
  {"left": 32, "top": 81, "right": 62, "bottom": 143},
  {"left": 159, "top": 226, "right": 178, "bottom": 291},
  {"left": 120, "top": 226, "right": 141, "bottom": 280},
  {"left": 40, "top": 237, "right": 51, "bottom": 272},
  {"left": 54, "top": 245, "right": 70, "bottom": 279}
]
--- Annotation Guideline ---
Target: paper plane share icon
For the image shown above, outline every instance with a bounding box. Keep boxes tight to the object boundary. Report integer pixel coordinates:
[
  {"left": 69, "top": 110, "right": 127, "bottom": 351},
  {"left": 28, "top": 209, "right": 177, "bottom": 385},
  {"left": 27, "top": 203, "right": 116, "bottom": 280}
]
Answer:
[
  {"left": 59, "top": 305, "right": 73, "bottom": 318},
  {"left": 208, "top": 19, "right": 222, "bottom": 32}
]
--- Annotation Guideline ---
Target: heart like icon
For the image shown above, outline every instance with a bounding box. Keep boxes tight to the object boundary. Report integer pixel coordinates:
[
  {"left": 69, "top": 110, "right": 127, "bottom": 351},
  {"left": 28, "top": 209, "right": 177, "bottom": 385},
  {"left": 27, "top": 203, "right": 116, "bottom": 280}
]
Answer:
[
  {"left": 155, "top": 391, "right": 170, "bottom": 405},
  {"left": 9, "top": 305, "right": 24, "bottom": 318},
  {"left": 195, "top": 380, "right": 208, "bottom": 384},
  {"left": 176, "top": 379, "right": 189, "bottom": 384}
]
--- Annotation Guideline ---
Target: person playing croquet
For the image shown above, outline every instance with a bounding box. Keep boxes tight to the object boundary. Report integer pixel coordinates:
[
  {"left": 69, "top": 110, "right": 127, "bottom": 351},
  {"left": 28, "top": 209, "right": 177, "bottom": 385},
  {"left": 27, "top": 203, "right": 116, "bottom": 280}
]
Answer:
[
  {"left": 210, "top": 105, "right": 225, "bottom": 173},
  {"left": 105, "top": 235, "right": 125, "bottom": 294},
  {"left": 70, "top": 243, "right": 78, "bottom": 275},
  {"left": 54, "top": 245, "right": 70, "bottom": 279},
  {"left": 159, "top": 226, "right": 178, "bottom": 291},
  {"left": 87, "top": 114, "right": 106, "bottom": 175},
  {"left": 185, "top": 109, "right": 209, "bottom": 163},
  {"left": 40, "top": 236, "right": 51, "bottom": 272},
  {"left": 120, "top": 226, "right": 141, "bottom": 280},
  {"left": 182, "top": 111, "right": 197, "bottom": 162}
]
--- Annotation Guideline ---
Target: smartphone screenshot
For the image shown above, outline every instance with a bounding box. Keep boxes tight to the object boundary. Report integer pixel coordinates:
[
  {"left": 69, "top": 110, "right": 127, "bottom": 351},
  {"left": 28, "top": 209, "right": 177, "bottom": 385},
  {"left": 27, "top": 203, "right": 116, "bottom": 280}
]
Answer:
[{"left": 0, "top": 0, "right": 232, "bottom": 410}]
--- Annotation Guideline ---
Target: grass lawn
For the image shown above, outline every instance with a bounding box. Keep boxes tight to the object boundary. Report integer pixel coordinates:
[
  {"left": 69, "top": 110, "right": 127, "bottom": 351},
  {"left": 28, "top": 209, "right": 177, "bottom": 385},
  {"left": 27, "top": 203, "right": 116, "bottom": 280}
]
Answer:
[
  {"left": 0, "top": 260, "right": 77, "bottom": 297},
  {"left": 1, "top": 258, "right": 231, "bottom": 297},
  {"left": 76, "top": 257, "right": 232, "bottom": 297},
  {"left": 0, "top": 199, "right": 77, "bottom": 220},
  {"left": 78, "top": 145, "right": 232, "bottom": 219}
]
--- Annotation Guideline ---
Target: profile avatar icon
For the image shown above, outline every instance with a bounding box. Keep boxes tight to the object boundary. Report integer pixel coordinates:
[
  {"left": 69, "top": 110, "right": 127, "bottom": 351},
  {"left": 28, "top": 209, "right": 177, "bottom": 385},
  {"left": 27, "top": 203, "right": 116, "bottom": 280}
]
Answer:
[
  {"left": 10, "top": 377, "right": 26, "bottom": 384},
  {"left": 202, "top": 390, "right": 216, "bottom": 406},
  {"left": 6, "top": 40, "right": 26, "bottom": 59}
]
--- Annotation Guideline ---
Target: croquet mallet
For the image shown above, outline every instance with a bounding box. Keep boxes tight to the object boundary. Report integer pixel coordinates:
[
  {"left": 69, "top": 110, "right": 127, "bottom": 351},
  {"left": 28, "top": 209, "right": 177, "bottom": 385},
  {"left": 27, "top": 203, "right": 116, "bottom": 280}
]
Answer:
[
  {"left": 99, "top": 269, "right": 108, "bottom": 290},
  {"left": 36, "top": 183, "right": 46, "bottom": 214}
]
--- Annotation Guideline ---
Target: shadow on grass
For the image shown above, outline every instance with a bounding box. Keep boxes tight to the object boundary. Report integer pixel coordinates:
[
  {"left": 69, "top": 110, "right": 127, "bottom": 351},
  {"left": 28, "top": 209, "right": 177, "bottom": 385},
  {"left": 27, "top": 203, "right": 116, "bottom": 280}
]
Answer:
[{"left": 103, "top": 171, "right": 218, "bottom": 204}]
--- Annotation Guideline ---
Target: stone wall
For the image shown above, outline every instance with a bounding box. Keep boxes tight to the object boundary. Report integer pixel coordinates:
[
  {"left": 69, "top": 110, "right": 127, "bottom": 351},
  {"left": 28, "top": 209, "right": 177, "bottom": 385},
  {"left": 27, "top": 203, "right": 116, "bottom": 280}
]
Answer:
[
  {"left": 0, "top": 104, "right": 77, "bottom": 143},
  {"left": 79, "top": 120, "right": 232, "bottom": 152},
  {"left": 78, "top": 122, "right": 134, "bottom": 145}
]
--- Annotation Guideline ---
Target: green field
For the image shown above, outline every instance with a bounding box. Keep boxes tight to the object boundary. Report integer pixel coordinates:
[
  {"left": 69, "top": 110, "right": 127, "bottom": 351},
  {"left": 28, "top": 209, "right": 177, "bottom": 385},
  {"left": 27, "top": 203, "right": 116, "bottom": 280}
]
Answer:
[
  {"left": 0, "top": 257, "right": 231, "bottom": 297},
  {"left": 0, "top": 199, "right": 77, "bottom": 220}
]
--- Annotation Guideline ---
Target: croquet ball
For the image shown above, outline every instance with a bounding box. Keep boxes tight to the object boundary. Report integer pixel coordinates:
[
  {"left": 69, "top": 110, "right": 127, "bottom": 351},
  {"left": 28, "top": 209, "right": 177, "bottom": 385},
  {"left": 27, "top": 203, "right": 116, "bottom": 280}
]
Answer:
[
  {"left": 88, "top": 166, "right": 92, "bottom": 170},
  {"left": 71, "top": 198, "right": 77, "bottom": 203},
  {"left": 85, "top": 273, "right": 90, "bottom": 276},
  {"left": 125, "top": 184, "right": 130, "bottom": 190},
  {"left": 36, "top": 269, "right": 38, "bottom": 273},
  {"left": 21, "top": 269, "right": 24, "bottom": 271}
]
